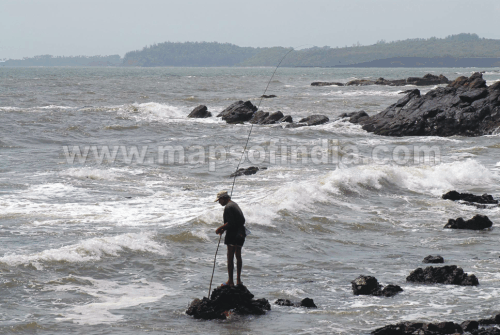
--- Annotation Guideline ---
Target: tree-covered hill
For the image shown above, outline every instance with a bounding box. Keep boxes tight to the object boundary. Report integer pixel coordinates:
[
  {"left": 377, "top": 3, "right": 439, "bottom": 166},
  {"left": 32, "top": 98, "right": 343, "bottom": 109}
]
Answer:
[
  {"left": 122, "top": 33, "right": 500, "bottom": 67},
  {"left": 122, "top": 41, "right": 261, "bottom": 67}
]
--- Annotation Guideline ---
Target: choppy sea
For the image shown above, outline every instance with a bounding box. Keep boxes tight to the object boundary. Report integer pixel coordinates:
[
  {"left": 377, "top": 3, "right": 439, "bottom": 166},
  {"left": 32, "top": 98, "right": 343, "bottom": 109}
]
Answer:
[{"left": 1, "top": 66, "right": 500, "bottom": 334}]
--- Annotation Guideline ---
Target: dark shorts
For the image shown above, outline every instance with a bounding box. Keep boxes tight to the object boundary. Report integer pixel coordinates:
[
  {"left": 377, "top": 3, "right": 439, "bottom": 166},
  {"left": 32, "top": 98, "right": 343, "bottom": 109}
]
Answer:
[{"left": 224, "top": 232, "right": 245, "bottom": 247}]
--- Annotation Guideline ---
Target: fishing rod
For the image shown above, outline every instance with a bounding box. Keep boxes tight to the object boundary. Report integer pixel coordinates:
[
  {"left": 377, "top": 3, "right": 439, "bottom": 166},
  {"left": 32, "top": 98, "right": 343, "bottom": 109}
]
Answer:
[{"left": 207, "top": 46, "right": 306, "bottom": 299}]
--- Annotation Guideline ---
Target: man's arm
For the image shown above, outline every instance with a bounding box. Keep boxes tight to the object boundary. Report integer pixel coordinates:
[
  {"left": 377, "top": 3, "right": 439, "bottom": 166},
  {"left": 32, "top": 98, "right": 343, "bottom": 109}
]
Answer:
[{"left": 215, "top": 222, "right": 229, "bottom": 235}]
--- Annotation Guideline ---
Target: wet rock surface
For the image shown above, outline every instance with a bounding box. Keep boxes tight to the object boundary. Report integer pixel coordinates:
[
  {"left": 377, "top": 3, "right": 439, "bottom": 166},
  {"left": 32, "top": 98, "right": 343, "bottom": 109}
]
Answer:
[
  {"left": 351, "top": 275, "right": 403, "bottom": 297},
  {"left": 423, "top": 255, "right": 444, "bottom": 264},
  {"left": 188, "top": 105, "right": 212, "bottom": 118},
  {"left": 406, "top": 265, "right": 479, "bottom": 286},
  {"left": 217, "top": 100, "right": 258, "bottom": 124},
  {"left": 344, "top": 74, "right": 449, "bottom": 87},
  {"left": 260, "top": 94, "right": 277, "bottom": 98},
  {"left": 275, "top": 297, "right": 317, "bottom": 308},
  {"left": 372, "top": 314, "right": 500, "bottom": 335},
  {"left": 284, "top": 114, "right": 330, "bottom": 128},
  {"left": 250, "top": 110, "right": 288, "bottom": 125},
  {"left": 444, "top": 214, "right": 493, "bottom": 230},
  {"left": 348, "top": 73, "right": 500, "bottom": 136},
  {"left": 186, "top": 284, "right": 270, "bottom": 320},
  {"left": 230, "top": 166, "right": 266, "bottom": 177},
  {"left": 442, "top": 191, "right": 498, "bottom": 207}
]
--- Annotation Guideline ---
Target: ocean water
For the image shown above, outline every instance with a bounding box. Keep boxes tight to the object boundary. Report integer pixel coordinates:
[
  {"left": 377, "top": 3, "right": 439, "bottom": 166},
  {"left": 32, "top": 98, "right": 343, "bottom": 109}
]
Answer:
[{"left": 1, "top": 66, "right": 500, "bottom": 334}]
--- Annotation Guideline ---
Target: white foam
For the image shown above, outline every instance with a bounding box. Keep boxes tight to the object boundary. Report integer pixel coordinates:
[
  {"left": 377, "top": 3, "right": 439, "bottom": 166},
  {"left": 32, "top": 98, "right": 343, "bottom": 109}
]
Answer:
[
  {"left": 0, "top": 233, "right": 167, "bottom": 267},
  {"left": 261, "top": 159, "right": 497, "bottom": 212},
  {"left": 60, "top": 167, "right": 123, "bottom": 181},
  {"left": 55, "top": 277, "right": 170, "bottom": 325},
  {"left": 118, "top": 102, "right": 186, "bottom": 123}
]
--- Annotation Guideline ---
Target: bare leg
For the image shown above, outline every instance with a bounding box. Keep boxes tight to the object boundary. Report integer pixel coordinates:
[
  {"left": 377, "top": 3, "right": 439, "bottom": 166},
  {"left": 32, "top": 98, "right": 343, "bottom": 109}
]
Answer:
[
  {"left": 226, "top": 245, "right": 235, "bottom": 286},
  {"left": 235, "top": 246, "right": 242, "bottom": 285}
]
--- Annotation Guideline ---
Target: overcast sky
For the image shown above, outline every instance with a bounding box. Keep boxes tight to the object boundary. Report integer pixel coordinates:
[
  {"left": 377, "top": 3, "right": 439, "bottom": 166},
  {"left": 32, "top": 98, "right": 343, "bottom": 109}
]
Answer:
[{"left": 1, "top": 0, "right": 499, "bottom": 59}]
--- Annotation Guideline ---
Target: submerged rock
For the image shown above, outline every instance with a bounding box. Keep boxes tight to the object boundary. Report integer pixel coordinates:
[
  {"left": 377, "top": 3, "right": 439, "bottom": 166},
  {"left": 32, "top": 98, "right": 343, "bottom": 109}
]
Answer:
[
  {"left": 442, "top": 190, "right": 498, "bottom": 206},
  {"left": 423, "top": 255, "right": 444, "bottom": 264},
  {"left": 340, "top": 111, "right": 369, "bottom": 123},
  {"left": 275, "top": 297, "right": 317, "bottom": 308},
  {"left": 406, "top": 265, "right": 479, "bottom": 286},
  {"left": 351, "top": 275, "right": 403, "bottom": 297},
  {"left": 260, "top": 94, "right": 277, "bottom": 98},
  {"left": 311, "top": 82, "right": 344, "bottom": 86},
  {"left": 347, "top": 73, "right": 500, "bottom": 136},
  {"left": 188, "top": 105, "right": 212, "bottom": 118},
  {"left": 444, "top": 214, "right": 493, "bottom": 230},
  {"left": 285, "top": 114, "right": 330, "bottom": 128},
  {"left": 186, "top": 284, "right": 270, "bottom": 320},
  {"left": 217, "top": 101, "right": 258, "bottom": 124},
  {"left": 229, "top": 166, "right": 266, "bottom": 177}
]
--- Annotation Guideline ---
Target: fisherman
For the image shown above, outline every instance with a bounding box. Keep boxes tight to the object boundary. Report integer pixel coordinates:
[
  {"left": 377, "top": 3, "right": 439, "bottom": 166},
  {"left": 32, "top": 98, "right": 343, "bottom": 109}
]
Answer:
[{"left": 214, "top": 191, "right": 246, "bottom": 287}]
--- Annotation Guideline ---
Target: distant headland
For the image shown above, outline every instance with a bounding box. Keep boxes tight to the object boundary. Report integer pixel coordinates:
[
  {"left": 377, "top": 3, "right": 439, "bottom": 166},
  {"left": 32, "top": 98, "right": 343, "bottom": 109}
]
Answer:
[{"left": 2, "top": 33, "right": 500, "bottom": 68}]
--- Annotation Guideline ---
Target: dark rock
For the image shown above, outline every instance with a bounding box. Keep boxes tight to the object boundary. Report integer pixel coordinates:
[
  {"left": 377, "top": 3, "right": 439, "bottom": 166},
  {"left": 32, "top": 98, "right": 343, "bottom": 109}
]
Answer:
[
  {"left": 188, "top": 105, "right": 212, "bottom": 118},
  {"left": 262, "top": 111, "right": 285, "bottom": 124},
  {"left": 406, "top": 74, "right": 450, "bottom": 86},
  {"left": 346, "top": 79, "right": 375, "bottom": 86},
  {"left": 471, "top": 328, "right": 500, "bottom": 335},
  {"left": 423, "top": 255, "right": 444, "bottom": 264},
  {"left": 341, "top": 110, "right": 369, "bottom": 124},
  {"left": 217, "top": 101, "right": 258, "bottom": 124},
  {"left": 275, "top": 298, "right": 294, "bottom": 307},
  {"left": 371, "top": 321, "right": 462, "bottom": 335},
  {"left": 275, "top": 298, "right": 317, "bottom": 308},
  {"left": 478, "top": 314, "right": 500, "bottom": 325},
  {"left": 299, "top": 298, "right": 317, "bottom": 308},
  {"left": 347, "top": 73, "right": 500, "bottom": 136},
  {"left": 249, "top": 110, "right": 269, "bottom": 124},
  {"left": 346, "top": 74, "right": 449, "bottom": 87},
  {"left": 352, "top": 275, "right": 403, "bottom": 297},
  {"left": 261, "top": 94, "right": 277, "bottom": 98},
  {"left": 298, "top": 115, "right": 330, "bottom": 126},
  {"left": 186, "top": 284, "right": 270, "bottom": 320},
  {"left": 444, "top": 214, "right": 493, "bottom": 230},
  {"left": 230, "top": 166, "right": 261, "bottom": 177},
  {"left": 461, "top": 320, "right": 479, "bottom": 332},
  {"left": 311, "top": 82, "right": 344, "bottom": 86},
  {"left": 406, "top": 265, "right": 479, "bottom": 286},
  {"left": 278, "top": 115, "right": 293, "bottom": 123},
  {"left": 442, "top": 191, "right": 498, "bottom": 205}
]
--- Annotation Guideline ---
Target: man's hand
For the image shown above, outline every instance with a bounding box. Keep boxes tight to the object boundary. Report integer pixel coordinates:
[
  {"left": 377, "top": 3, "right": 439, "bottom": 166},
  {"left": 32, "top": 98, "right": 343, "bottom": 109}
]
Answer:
[{"left": 215, "top": 226, "right": 224, "bottom": 235}]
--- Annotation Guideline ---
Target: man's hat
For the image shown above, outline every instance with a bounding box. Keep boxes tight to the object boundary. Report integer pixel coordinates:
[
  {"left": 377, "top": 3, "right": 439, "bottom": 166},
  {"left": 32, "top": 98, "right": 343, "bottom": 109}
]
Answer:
[{"left": 214, "top": 190, "right": 230, "bottom": 202}]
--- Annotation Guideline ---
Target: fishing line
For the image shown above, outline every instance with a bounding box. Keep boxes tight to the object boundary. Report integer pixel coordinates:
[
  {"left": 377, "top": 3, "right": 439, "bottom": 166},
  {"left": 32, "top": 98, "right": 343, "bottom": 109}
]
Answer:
[{"left": 208, "top": 45, "right": 310, "bottom": 298}]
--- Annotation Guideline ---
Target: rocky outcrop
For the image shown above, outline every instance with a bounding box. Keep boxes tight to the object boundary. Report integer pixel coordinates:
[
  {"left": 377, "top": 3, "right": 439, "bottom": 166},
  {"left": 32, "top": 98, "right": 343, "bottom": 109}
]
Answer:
[
  {"left": 340, "top": 111, "right": 370, "bottom": 123},
  {"left": 285, "top": 115, "right": 330, "bottom": 128},
  {"left": 442, "top": 191, "right": 498, "bottom": 206},
  {"left": 349, "top": 73, "right": 500, "bottom": 136},
  {"left": 217, "top": 101, "right": 258, "bottom": 124},
  {"left": 186, "top": 284, "right": 270, "bottom": 320},
  {"left": 372, "top": 314, "right": 500, "bottom": 335},
  {"left": 423, "top": 255, "right": 444, "bottom": 264},
  {"left": 372, "top": 321, "right": 464, "bottom": 335},
  {"left": 230, "top": 166, "right": 266, "bottom": 177},
  {"left": 351, "top": 275, "right": 403, "bottom": 297},
  {"left": 344, "top": 74, "right": 449, "bottom": 87},
  {"left": 406, "top": 265, "right": 479, "bottom": 286},
  {"left": 444, "top": 214, "right": 493, "bottom": 230},
  {"left": 275, "top": 298, "right": 317, "bottom": 308},
  {"left": 250, "top": 111, "right": 288, "bottom": 125},
  {"left": 311, "top": 82, "right": 344, "bottom": 86},
  {"left": 188, "top": 105, "right": 212, "bottom": 118}
]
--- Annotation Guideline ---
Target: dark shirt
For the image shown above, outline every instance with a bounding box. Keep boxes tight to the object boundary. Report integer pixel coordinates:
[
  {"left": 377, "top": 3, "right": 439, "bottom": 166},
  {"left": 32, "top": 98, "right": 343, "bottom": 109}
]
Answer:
[{"left": 223, "top": 201, "right": 245, "bottom": 238}]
